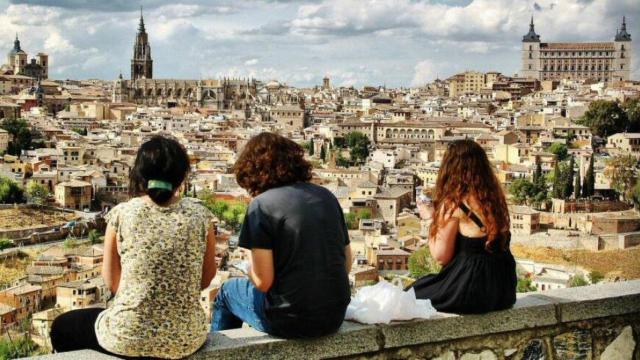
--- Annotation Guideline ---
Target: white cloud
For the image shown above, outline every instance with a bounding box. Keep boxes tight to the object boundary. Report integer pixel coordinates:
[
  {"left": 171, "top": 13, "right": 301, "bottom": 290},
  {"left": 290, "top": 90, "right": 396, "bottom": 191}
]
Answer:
[
  {"left": 0, "top": 0, "right": 637, "bottom": 85},
  {"left": 244, "top": 58, "right": 259, "bottom": 66},
  {"left": 411, "top": 60, "right": 438, "bottom": 87}
]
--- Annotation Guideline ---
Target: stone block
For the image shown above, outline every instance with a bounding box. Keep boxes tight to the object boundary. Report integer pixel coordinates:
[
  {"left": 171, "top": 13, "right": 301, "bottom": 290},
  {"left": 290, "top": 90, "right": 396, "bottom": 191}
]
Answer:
[
  {"left": 189, "top": 321, "right": 381, "bottom": 360},
  {"left": 600, "top": 326, "right": 635, "bottom": 360},
  {"left": 521, "top": 339, "right": 545, "bottom": 360},
  {"left": 531, "top": 280, "right": 640, "bottom": 323},
  {"left": 381, "top": 294, "right": 557, "bottom": 349},
  {"left": 553, "top": 329, "right": 592, "bottom": 360}
]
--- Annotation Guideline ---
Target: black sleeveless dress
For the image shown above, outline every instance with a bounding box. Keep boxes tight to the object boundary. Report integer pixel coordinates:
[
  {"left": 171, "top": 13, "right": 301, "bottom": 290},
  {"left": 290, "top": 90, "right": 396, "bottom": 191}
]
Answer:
[{"left": 406, "top": 204, "right": 517, "bottom": 314}]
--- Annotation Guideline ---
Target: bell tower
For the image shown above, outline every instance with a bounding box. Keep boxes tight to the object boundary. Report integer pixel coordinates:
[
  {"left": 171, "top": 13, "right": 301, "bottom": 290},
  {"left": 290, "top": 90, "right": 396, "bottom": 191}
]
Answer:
[{"left": 131, "top": 7, "right": 153, "bottom": 80}]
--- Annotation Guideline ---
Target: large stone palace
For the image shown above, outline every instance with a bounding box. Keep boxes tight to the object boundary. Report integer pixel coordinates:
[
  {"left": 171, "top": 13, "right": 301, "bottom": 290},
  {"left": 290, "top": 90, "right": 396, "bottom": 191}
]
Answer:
[
  {"left": 112, "top": 10, "right": 257, "bottom": 109},
  {"left": 520, "top": 17, "right": 631, "bottom": 83}
]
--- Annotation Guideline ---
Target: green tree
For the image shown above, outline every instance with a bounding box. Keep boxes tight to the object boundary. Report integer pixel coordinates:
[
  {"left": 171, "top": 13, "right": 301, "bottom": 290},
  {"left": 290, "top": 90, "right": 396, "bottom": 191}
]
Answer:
[
  {"left": 336, "top": 152, "right": 351, "bottom": 168},
  {"left": 1, "top": 118, "right": 34, "bottom": 155},
  {"left": 345, "top": 131, "right": 370, "bottom": 164},
  {"left": 547, "top": 143, "right": 568, "bottom": 161},
  {"left": 333, "top": 137, "right": 346, "bottom": 148},
  {"left": 408, "top": 246, "right": 441, "bottom": 278},
  {"left": 509, "top": 178, "right": 536, "bottom": 205},
  {"left": 632, "top": 181, "right": 640, "bottom": 209},
  {"left": 360, "top": 209, "right": 372, "bottom": 220},
  {"left": 568, "top": 274, "right": 589, "bottom": 287},
  {"left": 563, "top": 156, "right": 575, "bottom": 199},
  {"left": 582, "top": 156, "right": 595, "bottom": 198},
  {"left": 345, "top": 212, "right": 358, "bottom": 229},
  {"left": 222, "top": 204, "right": 247, "bottom": 232},
  {"left": 0, "top": 237, "right": 13, "bottom": 251},
  {"left": 552, "top": 161, "right": 563, "bottom": 199},
  {"left": 604, "top": 154, "right": 637, "bottom": 202},
  {"left": 577, "top": 100, "right": 628, "bottom": 138},
  {"left": 0, "top": 176, "right": 25, "bottom": 204},
  {"left": 320, "top": 145, "right": 326, "bottom": 162},
  {"left": 574, "top": 168, "right": 582, "bottom": 199},
  {"left": 622, "top": 98, "right": 640, "bottom": 132},
  {"left": 26, "top": 181, "right": 49, "bottom": 206},
  {"left": 516, "top": 277, "right": 537, "bottom": 293},
  {"left": 308, "top": 141, "right": 314, "bottom": 156}
]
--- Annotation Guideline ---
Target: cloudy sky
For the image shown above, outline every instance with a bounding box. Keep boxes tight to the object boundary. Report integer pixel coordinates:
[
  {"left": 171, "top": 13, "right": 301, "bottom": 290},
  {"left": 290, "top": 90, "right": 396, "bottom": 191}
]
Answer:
[{"left": 0, "top": 0, "right": 637, "bottom": 87}]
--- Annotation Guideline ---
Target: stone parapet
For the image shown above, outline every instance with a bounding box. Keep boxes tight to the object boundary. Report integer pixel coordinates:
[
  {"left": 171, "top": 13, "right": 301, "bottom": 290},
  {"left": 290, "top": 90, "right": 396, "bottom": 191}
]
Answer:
[{"left": 27, "top": 280, "right": 640, "bottom": 360}]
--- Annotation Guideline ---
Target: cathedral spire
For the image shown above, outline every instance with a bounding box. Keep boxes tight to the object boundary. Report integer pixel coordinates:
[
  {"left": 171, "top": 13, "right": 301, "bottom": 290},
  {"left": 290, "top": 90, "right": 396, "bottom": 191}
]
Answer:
[
  {"left": 615, "top": 15, "right": 631, "bottom": 41},
  {"left": 522, "top": 15, "right": 540, "bottom": 42},
  {"left": 138, "top": 6, "right": 146, "bottom": 33}
]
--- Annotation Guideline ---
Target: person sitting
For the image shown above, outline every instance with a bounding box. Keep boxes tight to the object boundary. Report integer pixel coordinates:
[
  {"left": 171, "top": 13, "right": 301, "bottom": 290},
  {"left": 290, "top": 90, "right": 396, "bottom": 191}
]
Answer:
[
  {"left": 50, "top": 136, "right": 217, "bottom": 359},
  {"left": 406, "top": 139, "right": 516, "bottom": 314},
  {"left": 211, "top": 132, "right": 352, "bottom": 338}
]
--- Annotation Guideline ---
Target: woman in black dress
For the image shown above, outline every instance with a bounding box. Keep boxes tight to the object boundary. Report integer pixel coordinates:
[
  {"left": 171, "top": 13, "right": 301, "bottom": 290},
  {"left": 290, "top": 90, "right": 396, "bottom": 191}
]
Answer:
[{"left": 407, "top": 139, "right": 516, "bottom": 314}]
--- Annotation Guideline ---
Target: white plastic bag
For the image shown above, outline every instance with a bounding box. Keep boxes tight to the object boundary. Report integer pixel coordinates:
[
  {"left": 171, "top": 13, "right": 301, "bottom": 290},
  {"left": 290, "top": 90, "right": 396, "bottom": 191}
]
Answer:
[{"left": 345, "top": 280, "right": 437, "bottom": 324}]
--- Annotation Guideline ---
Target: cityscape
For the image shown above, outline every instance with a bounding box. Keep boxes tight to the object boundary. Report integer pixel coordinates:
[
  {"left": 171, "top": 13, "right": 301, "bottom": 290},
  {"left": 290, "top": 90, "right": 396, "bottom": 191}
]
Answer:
[{"left": 0, "top": 0, "right": 639, "bottom": 358}]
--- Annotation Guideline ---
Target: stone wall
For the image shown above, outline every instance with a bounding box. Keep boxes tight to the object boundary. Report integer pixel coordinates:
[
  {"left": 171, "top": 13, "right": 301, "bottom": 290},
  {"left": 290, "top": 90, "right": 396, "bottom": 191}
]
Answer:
[{"left": 28, "top": 280, "right": 640, "bottom": 360}]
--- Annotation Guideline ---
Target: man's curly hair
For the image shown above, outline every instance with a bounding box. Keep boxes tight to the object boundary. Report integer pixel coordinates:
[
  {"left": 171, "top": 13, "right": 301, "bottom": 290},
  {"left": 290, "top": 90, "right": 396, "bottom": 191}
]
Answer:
[{"left": 233, "top": 132, "right": 312, "bottom": 196}]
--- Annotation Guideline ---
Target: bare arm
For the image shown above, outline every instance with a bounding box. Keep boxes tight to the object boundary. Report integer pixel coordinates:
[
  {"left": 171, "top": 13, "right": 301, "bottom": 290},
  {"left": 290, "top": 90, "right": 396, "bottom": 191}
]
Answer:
[
  {"left": 345, "top": 245, "right": 353, "bottom": 273},
  {"left": 428, "top": 208, "right": 461, "bottom": 266},
  {"left": 200, "top": 223, "right": 218, "bottom": 290},
  {"left": 102, "top": 224, "right": 121, "bottom": 294},
  {"left": 249, "top": 249, "right": 275, "bottom": 292}
]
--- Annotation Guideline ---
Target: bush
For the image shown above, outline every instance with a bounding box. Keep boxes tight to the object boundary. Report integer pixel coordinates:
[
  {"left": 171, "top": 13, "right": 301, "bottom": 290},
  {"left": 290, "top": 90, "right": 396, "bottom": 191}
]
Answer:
[
  {"left": 88, "top": 229, "right": 101, "bottom": 244},
  {"left": 0, "top": 237, "right": 13, "bottom": 251},
  {"left": 568, "top": 274, "right": 589, "bottom": 287},
  {"left": 588, "top": 271, "right": 604, "bottom": 284},
  {"left": 517, "top": 277, "right": 537, "bottom": 293},
  {"left": 0, "top": 333, "right": 39, "bottom": 359},
  {"left": 63, "top": 238, "right": 79, "bottom": 249}
]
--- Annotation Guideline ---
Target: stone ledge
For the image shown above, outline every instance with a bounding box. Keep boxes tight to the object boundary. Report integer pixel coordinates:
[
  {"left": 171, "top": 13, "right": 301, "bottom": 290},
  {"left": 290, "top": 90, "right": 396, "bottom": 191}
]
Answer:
[{"left": 24, "top": 280, "right": 640, "bottom": 360}]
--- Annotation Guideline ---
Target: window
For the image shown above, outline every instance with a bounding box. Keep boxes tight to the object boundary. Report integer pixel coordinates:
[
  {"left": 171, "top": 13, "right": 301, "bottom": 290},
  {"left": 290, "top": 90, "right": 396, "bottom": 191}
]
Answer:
[{"left": 528, "top": 64, "right": 532, "bottom": 70}]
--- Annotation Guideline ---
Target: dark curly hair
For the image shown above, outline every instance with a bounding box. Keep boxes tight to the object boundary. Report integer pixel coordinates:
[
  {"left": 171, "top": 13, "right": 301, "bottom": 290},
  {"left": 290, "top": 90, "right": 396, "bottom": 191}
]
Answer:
[{"left": 234, "top": 132, "right": 312, "bottom": 196}]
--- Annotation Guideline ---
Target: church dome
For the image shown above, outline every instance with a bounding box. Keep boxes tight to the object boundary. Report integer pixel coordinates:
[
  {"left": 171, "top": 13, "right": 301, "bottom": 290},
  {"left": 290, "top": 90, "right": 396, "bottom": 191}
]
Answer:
[{"left": 266, "top": 80, "right": 281, "bottom": 89}]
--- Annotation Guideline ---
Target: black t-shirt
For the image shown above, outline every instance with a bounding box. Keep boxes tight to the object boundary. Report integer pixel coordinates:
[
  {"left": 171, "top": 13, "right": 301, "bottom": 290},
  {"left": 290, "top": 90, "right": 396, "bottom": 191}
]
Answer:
[{"left": 238, "top": 182, "right": 351, "bottom": 338}]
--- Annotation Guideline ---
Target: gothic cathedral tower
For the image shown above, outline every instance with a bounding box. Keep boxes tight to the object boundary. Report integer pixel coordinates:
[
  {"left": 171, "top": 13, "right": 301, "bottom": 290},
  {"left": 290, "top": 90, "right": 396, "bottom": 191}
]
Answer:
[{"left": 131, "top": 7, "right": 153, "bottom": 80}]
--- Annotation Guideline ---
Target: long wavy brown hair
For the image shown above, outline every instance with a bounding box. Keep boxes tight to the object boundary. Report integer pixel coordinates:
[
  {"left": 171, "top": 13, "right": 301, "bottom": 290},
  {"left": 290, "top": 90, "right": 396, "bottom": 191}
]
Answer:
[
  {"left": 233, "top": 132, "right": 312, "bottom": 196},
  {"left": 429, "top": 139, "right": 510, "bottom": 250}
]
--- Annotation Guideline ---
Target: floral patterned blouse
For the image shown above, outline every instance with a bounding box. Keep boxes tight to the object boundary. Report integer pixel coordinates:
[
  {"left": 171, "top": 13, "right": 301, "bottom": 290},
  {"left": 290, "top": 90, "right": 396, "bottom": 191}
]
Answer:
[{"left": 95, "top": 197, "right": 212, "bottom": 359}]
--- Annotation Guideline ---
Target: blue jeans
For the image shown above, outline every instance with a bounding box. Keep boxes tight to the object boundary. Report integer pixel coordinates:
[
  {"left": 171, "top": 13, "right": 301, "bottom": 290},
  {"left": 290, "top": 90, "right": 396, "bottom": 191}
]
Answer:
[{"left": 211, "top": 278, "right": 271, "bottom": 333}]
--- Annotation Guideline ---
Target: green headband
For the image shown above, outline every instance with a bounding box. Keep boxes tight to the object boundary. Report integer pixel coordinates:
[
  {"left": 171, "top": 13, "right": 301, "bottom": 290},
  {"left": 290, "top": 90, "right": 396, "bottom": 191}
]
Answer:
[{"left": 148, "top": 180, "right": 173, "bottom": 191}]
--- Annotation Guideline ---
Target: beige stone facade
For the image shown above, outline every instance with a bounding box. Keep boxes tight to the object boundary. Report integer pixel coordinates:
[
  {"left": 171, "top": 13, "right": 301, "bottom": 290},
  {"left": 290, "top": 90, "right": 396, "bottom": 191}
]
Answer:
[
  {"left": 521, "top": 17, "right": 631, "bottom": 83},
  {"left": 55, "top": 180, "right": 93, "bottom": 210}
]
